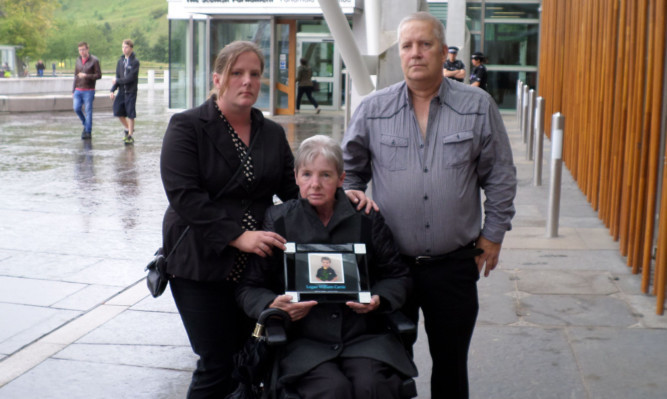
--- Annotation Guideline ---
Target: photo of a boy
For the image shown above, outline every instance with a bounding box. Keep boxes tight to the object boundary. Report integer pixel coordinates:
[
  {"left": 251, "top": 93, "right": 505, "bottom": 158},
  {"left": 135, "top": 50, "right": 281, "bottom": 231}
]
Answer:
[{"left": 315, "top": 256, "right": 338, "bottom": 282}]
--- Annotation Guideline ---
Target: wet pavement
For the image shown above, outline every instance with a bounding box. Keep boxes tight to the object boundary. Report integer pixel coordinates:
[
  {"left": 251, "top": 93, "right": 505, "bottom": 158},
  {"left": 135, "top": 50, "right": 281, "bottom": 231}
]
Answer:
[{"left": 0, "top": 88, "right": 666, "bottom": 398}]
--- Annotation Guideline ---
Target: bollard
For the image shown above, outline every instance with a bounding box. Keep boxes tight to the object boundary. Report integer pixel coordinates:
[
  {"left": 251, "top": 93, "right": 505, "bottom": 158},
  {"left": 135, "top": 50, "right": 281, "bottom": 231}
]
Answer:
[
  {"left": 522, "top": 85, "right": 530, "bottom": 143},
  {"left": 533, "top": 97, "right": 545, "bottom": 186},
  {"left": 526, "top": 89, "right": 536, "bottom": 160},
  {"left": 147, "top": 70, "right": 155, "bottom": 89},
  {"left": 516, "top": 80, "right": 523, "bottom": 122},
  {"left": 547, "top": 112, "right": 564, "bottom": 238}
]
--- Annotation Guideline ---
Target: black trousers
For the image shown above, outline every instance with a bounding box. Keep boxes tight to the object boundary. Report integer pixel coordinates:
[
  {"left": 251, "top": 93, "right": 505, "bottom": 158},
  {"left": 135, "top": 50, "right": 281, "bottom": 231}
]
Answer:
[
  {"left": 295, "top": 357, "right": 403, "bottom": 399},
  {"left": 170, "top": 277, "right": 253, "bottom": 399},
  {"left": 401, "top": 256, "right": 480, "bottom": 399},
  {"left": 296, "top": 86, "right": 318, "bottom": 110}
]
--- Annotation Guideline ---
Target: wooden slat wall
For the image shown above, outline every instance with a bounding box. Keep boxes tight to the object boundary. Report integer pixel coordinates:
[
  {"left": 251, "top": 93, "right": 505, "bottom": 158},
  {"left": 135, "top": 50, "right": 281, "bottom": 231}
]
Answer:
[{"left": 538, "top": 0, "right": 667, "bottom": 314}]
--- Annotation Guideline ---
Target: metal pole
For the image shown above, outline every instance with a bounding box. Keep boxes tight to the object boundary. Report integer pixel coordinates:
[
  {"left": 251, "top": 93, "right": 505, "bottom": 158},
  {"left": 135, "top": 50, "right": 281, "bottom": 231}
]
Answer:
[
  {"left": 547, "top": 113, "right": 565, "bottom": 238},
  {"left": 516, "top": 80, "right": 523, "bottom": 122},
  {"left": 526, "top": 89, "right": 536, "bottom": 160},
  {"left": 533, "top": 96, "right": 545, "bottom": 186},
  {"left": 522, "top": 85, "right": 529, "bottom": 143}
]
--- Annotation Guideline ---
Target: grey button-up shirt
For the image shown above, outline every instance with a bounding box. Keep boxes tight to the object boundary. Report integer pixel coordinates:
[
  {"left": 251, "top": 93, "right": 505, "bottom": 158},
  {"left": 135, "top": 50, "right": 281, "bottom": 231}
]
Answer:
[{"left": 342, "top": 78, "right": 516, "bottom": 257}]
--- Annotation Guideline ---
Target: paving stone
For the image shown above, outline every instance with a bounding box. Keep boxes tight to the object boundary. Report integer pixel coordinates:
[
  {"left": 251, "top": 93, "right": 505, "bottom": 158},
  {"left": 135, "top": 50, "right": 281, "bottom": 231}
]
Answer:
[
  {"left": 520, "top": 294, "right": 638, "bottom": 327},
  {"left": 501, "top": 249, "right": 628, "bottom": 272},
  {"left": 516, "top": 269, "right": 619, "bottom": 295},
  {"left": 0, "top": 251, "right": 101, "bottom": 280},
  {"left": 478, "top": 270, "right": 520, "bottom": 325},
  {"left": 77, "top": 309, "right": 190, "bottom": 347},
  {"left": 51, "top": 284, "right": 122, "bottom": 311},
  {"left": 0, "top": 276, "right": 85, "bottom": 306},
  {"left": 569, "top": 327, "right": 667, "bottom": 399},
  {"left": 0, "top": 358, "right": 191, "bottom": 399},
  {"left": 64, "top": 258, "right": 147, "bottom": 287},
  {"left": 54, "top": 343, "right": 196, "bottom": 371},
  {"left": 468, "top": 325, "right": 588, "bottom": 399},
  {"left": 0, "top": 303, "right": 80, "bottom": 355}
]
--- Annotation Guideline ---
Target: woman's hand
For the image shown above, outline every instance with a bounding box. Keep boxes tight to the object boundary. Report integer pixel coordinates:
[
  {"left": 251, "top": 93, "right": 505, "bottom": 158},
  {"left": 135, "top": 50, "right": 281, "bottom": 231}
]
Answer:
[
  {"left": 269, "top": 294, "right": 318, "bottom": 321},
  {"left": 345, "top": 189, "right": 379, "bottom": 214},
  {"left": 229, "top": 230, "right": 287, "bottom": 257},
  {"left": 346, "top": 295, "right": 380, "bottom": 314}
]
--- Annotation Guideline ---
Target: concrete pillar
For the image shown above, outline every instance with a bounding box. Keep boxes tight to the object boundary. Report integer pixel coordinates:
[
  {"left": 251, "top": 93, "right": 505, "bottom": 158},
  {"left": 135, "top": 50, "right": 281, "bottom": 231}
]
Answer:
[
  {"left": 147, "top": 70, "right": 155, "bottom": 89},
  {"left": 447, "top": 0, "right": 469, "bottom": 81}
]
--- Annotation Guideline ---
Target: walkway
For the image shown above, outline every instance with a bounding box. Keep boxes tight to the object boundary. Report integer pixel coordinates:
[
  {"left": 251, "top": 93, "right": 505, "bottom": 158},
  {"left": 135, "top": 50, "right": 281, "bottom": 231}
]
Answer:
[{"left": 0, "top": 89, "right": 665, "bottom": 398}]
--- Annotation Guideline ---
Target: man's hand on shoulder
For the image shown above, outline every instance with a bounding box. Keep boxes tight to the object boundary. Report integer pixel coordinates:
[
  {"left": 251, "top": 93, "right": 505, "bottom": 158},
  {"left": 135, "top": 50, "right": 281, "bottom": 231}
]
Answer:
[{"left": 345, "top": 189, "right": 379, "bottom": 214}]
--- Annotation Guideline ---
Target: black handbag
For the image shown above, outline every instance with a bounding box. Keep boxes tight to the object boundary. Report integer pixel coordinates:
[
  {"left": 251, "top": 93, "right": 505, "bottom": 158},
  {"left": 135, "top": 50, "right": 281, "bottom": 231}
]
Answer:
[{"left": 145, "top": 125, "right": 261, "bottom": 298}]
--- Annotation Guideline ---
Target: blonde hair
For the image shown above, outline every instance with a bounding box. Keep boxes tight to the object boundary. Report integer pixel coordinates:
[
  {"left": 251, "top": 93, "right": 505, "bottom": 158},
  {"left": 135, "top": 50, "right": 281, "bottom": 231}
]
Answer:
[{"left": 211, "top": 41, "right": 265, "bottom": 98}]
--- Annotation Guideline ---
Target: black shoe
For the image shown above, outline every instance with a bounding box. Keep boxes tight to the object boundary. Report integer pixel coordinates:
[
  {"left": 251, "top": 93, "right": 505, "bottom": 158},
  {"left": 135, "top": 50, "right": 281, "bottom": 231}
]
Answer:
[{"left": 81, "top": 131, "right": 92, "bottom": 140}]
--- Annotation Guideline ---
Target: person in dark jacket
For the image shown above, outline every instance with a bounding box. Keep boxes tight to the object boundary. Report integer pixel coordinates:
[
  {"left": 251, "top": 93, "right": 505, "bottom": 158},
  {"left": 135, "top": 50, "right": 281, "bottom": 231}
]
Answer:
[
  {"left": 296, "top": 58, "right": 320, "bottom": 114},
  {"left": 72, "top": 42, "right": 101, "bottom": 139},
  {"left": 237, "top": 135, "right": 417, "bottom": 399},
  {"left": 470, "top": 51, "right": 488, "bottom": 91},
  {"left": 160, "top": 41, "right": 300, "bottom": 399},
  {"left": 110, "top": 39, "right": 140, "bottom": 144}
]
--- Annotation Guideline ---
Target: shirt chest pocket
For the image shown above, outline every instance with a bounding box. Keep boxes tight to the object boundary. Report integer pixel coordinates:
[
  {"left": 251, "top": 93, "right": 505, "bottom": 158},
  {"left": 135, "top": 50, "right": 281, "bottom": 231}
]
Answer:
[
  {"left": 443, "top": 131, "right": 474, "bottom": 168},
  {"left": 380, "top": 134, "right": 409, "bottom": 171}
]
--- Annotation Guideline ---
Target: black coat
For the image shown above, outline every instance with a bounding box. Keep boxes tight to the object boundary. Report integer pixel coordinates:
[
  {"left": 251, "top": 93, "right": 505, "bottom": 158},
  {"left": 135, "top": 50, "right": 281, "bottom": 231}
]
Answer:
[
  {"left": 160, "top": 97, "right": 299, "bottom": 281},
  {"left": 236, "top": 190, "right": 417, "bottom": 384},
  {"left": 110, "top": 52, "right": 140, "bottom": 93}
]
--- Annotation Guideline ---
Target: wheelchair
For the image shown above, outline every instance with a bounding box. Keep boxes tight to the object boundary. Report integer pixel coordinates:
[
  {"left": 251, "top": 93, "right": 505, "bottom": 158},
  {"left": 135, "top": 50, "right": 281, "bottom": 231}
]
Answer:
[{"left": 255, "top": 308, "right": 419, "bottom": 399}]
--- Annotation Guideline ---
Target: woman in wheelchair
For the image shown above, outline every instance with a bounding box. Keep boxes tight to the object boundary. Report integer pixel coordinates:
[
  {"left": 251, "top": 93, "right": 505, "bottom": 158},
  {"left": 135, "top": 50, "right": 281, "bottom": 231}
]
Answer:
[{"left": 236, "top": 135, "right": 417, "bottom": 399}]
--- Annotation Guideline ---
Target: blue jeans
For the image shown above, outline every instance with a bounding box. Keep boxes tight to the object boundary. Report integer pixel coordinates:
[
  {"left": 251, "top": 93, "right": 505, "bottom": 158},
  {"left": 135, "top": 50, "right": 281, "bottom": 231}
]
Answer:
[{"left": 73, "top": 90, "right": 95, "bottom": 133}]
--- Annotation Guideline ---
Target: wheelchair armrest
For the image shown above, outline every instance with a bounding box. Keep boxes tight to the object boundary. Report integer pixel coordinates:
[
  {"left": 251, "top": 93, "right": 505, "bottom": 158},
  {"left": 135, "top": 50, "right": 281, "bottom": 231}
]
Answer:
[
  {"left": 386, "top": 311, "right": 416, "bottom": 335},
  {"left": 264, "top": 316, "right": 288, "bottom": 346}
]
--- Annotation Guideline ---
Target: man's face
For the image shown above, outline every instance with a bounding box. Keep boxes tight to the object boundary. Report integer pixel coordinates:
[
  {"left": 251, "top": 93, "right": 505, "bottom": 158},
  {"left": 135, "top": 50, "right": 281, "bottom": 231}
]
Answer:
[
  {"left": 122, "top": 43, "right": 133, "bottom": 57},
  {"left": 78, "top": 45, "right": 89, "bottom": 59},
  {"left": 399, "top": 20, "right": 447, "bottom": 86},
  {"left": 447, "top": 52, "right": 457, "bottom": 62}
]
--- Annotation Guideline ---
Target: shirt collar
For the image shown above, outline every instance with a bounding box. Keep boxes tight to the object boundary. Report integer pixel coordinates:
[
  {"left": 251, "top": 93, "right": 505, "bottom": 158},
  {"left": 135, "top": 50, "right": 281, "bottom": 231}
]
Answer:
[{"left": 402, "top": 78, "right": 449, "bottom": 109}]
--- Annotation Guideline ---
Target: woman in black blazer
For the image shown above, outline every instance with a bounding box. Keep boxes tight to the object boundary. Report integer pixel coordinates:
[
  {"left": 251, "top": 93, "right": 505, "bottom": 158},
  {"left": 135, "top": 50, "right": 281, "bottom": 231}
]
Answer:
[{"left": 160, "top": 41, "right": 299, "bottom": 398}]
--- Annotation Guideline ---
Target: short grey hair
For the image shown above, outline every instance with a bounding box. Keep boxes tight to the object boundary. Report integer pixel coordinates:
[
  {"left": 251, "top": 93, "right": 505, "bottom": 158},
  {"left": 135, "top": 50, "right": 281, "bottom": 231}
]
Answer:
[
  {"left": 295, "top": 135, "right": 344, "bottom": 176},
  {"left": 397, "top": 11, "right": 447, "bottom": 48}
]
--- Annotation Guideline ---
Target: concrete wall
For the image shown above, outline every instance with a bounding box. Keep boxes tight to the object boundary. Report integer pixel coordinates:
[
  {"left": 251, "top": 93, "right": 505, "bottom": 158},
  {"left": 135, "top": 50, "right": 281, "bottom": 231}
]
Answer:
[
  {"left": 0, "top": 72, "right": 166, "bottom": 113},
  {"left": 0, "top": 77, "right": 114, "bottom": 95},
  {"left": 0, "top": 93, "right": 113, "bottom": 113}
]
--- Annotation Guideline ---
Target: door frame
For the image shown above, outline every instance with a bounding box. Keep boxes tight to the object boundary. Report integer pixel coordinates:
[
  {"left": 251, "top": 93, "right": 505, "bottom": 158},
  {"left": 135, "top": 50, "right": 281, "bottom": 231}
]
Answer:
[{"left": 274, "top": 18, "right": 297, "bottom": 115}]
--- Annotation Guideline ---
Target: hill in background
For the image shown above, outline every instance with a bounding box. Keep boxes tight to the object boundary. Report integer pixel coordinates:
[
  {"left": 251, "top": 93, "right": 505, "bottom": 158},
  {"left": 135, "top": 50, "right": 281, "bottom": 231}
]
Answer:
[{"left": 47, "top": 0, "right": 169, "bottom": 69}]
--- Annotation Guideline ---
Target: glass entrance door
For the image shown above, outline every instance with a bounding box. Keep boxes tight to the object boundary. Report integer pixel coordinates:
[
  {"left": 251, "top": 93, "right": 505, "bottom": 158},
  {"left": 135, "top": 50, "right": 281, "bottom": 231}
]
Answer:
[{"left": 297, "top": 36, "right": 342, "bottom": 110}]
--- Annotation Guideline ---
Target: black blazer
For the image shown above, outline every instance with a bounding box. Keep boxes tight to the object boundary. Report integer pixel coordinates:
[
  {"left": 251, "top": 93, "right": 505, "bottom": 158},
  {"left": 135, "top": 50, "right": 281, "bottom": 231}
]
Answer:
[{"left": 160, "top": 97, "right": 299, "bottom": 281}]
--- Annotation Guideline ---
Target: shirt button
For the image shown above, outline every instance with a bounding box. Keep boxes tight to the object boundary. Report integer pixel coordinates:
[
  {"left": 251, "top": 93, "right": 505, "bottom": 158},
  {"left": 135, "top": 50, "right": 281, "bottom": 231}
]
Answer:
[
  {"left": 420, "top": 144, "right": 424, "bottom": 148},
  {"left": 331, "top": 344, "right": 340, "bottom": 351},
  {"left": 425, "top": 223, "right": 430, "bottom": 228},
  {"left": 331, "top": 313, "right": 339, "bottom": 319},
  {"left": 425, "top": 249, "right": 431, "bottom": 253},
  {"left": 424, "top": 168, "right": 428, "bottom": 173},
  {"left": 424, "top": 195, "right": 428, "bottom": 200}
]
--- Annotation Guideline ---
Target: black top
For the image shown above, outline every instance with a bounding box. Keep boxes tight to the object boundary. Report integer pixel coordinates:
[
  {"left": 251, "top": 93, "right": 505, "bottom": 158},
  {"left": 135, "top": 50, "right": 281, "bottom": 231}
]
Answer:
[
  {"left": 160, "top": 97, "right": 299, "bottom": 281},
  {"left": 470, "top": 64, "right": 488, "bottom": 91},
  {"left": 110, "top": 52, "right": 140, "bottom": 94},
  {"left": 443, "top": 59, "right": 465, "bottom": 82}
]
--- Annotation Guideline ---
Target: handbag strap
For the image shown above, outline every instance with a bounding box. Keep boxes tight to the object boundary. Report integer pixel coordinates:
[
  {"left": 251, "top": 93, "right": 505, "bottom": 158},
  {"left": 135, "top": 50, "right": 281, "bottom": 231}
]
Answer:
[{"left": 165, "top": 121, "right": 262, "bottom": 262}]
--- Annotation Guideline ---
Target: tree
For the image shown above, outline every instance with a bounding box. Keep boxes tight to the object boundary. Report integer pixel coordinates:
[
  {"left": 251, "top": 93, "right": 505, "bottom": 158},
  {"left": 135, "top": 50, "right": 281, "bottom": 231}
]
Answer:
[{"left": 0, "top": 0, "right": 58, "bottom": 60}]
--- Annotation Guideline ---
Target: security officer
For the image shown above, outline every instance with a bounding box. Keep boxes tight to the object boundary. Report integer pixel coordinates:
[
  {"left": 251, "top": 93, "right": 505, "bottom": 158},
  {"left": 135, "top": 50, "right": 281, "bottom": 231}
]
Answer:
[
  {"left": 443, "top": 46, "right": 465, "bottom": 82},
  {"left": 470, "top": 51, "right": 488, "bottom": 91}
]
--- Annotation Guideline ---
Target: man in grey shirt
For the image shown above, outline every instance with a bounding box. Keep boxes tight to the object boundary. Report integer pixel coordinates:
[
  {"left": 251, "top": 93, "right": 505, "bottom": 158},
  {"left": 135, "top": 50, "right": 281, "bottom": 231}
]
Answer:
[{"left": 342, "top": 12, "right": 516, "bottom": 399}]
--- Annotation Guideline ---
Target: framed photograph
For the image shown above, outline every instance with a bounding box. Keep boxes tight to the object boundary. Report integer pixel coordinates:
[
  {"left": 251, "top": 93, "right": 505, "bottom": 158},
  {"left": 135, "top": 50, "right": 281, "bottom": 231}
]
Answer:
[{"left": 283, "top": 243, "right": 371, "bottom": 303}]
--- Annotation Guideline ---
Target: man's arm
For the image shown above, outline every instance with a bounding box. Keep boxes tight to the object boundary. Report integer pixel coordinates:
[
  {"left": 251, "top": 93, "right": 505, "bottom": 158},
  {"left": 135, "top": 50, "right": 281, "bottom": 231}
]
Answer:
[
  {"left": 476, "top": 96, "right": 517, "bottom": 276},
  {"left": 342, "top": 102, "right": 373, "bottom": 191}
]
